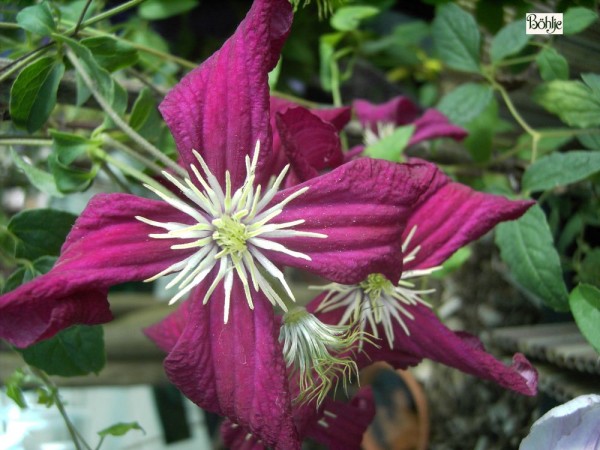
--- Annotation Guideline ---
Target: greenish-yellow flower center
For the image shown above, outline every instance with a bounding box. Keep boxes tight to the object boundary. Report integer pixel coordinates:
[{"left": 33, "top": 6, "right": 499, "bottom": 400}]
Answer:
[
  {"left": 212, "top": 214, "right": 249, "bottom": 260},
  {"left": 359, "top": 273, "right": 394, "bottom": 300}
]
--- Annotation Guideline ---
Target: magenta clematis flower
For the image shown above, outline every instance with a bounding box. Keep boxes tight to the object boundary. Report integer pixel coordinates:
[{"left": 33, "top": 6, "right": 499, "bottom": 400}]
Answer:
[
  {"left": 0, "top": 0, "right": 473, "bottom": 449},
  {"left": 310, "top": 165, "right": 538, "bottom": 396},
  {"left": 354, "top": 96, "right": 467, "bottom": 149}
]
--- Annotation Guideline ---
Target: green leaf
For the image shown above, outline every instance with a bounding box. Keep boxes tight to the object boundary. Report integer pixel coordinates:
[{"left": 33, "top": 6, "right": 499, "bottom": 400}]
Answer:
[
  {"left": 98, "top": 422, "right": 144, "bottom": 438},
  {"left": 436, "top": 83, "right": 493, "bottom": 126},
  {"left": 563, "top": 7, "right": 598, "bottom": 35},
  {"left": 580, "top": 249, "right": 600, "bottom": 288},
  {"left": 139, "top": 0, "right": 199, "bottom": 20},
  {"left": 10, "top": 147, "right": 62, "bottom": 197},
  {"left": 5, "top": 369, "right": 27, "bottom": 408},
  {"left": 10, "top": 57, "right": 65, "bottom": 133},
  {"left": 16, "top": 2, "right": 56, "bottom": 36},
  {"left": 129, "top": 88, "right": 161, "bottom": 141},
  {"left": 2, "top": 256, "right": 57, "bottom": 294},
  {"left": 578, "top": 132, "right": 600, "bottom": 150},
  {"left": 7, "top": 209, "right": 76, "bottom": 260},
  {"left": 20, "top": 325, "right": 105, "bottom": 376},
  {"left": 48, "top": 131, "right": 101, "bottom": 193},
  {"left": 60, "top": 36, "right": 125, "bottom": 115},
  {"left": 81, "top": 36, "right": 139, "bottom": 72},
  {"left": 523, "top": 150, "right": 600, "bottom": 192},
  {"left": 536, "top": 47, "right": 569, "bottom": 81},
  {"left": 491, "top": 19, "right": 531, "bottom": 63},
  {"left": 330, "top": 6, "right": 379, "bottom": 31},
  {"left": 581, "top": 73, "right": 600, "bottom": 97},
  {"left": 464, "top": 98, "right": 499, "bottom": 162},
  {"left": 363, "top": 125, "right": 415, "bottom": 161},
  {"left": 534, "top": 79, "right": 600, "bottom": 128},
  {"left": 58, "top": 0, "right": 94, "bottom": 23},
  {"left": 495, "top": 204, "right": 569, "bottom": 311},
  {"left": 569, "top": 283, "right": 600, "bottom": 353},
  {"left": 432, "top": 3, "right": 481, "bottom": 73}
]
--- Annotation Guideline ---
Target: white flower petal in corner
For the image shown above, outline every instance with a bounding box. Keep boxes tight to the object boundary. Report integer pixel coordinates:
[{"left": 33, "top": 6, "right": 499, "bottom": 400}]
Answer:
[{"left": 520, "top": 394, "right": 600, "bottom": 450}]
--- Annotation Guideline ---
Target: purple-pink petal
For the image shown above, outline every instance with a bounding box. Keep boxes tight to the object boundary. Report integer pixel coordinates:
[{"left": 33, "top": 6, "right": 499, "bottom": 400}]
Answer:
[
  {"left": 400, "top": 163, "right": 534, "bottom": 270},
  {"left": 146, "top": 275, "right": 299, "bottom": 450},
  {"left": 300, "top": 388, "right": 375, "bottom": 450},
  {"left": 408, "top": 109, "right": 467, "bottom": 146},
  {"left": 354, "top": 97, "right": 420, "bottom": 130},
  {"left": 265, "top": 159, "right": 448, "bottom": 284},
  {"left": 159, "top": 0, "right": 293, "bottom": 190},
  {"left": 0, "top": 193, "right": 192, "bottom": 348},
  {"left": 275, "top": 107, "right": 344, "bottom": 187},
  {"left": 270, "top": 96, "right": 351, "bottom": 131},
  {"left": 365, "top": 305, "right": 537, "bottom": 395}
]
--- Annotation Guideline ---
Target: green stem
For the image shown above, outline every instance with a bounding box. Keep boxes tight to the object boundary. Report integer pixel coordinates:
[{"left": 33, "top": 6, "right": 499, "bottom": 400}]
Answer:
[
  {"left": 490, "top": 78, "right": 541, "bottom": 162},
  {"left": 330, "top": 59, "right": 342, "bottom": 107},
  {"left": 102, "top": 135, "right": 165, "bottom": 175},
  {"left": 493, "top": 54, "right": 538, "bottom": 67},
  {"left": 30, "top": 368, "right": 91, "bottom": 450},
  {"left": 0, "top": 44, "right": 52, "bottom": 83},
  {"left": 101, "top": 161, "right": 132, "bottom": 193},
  {"left": 73, "top": 0, "right": 95, "bottom": 35},
  {"left": 66, "top": 49, "right": 185, "bottom": 177},
  {"left": 0, "top": 22, "right": 21, "bottom": 29},
  {"left": 0, "top": 0, "right": 148, "bottom": 81},
  {"left": 96, "top": 148, "right": 172, "bottom": 196},
  {"left": 66, "top": 0, "right": 147, "bottom": 32},
  {"left": 69, "top": 24, "right": 197, "bottom": 70},
  {"left": 0, "top": 137, "right": 52, "bottom": 146}
]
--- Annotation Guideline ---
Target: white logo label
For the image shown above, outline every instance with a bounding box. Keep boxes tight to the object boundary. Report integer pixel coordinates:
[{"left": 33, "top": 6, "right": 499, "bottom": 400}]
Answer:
[{"left": 526, "top": 13, "right": 563, "bottom": 35}]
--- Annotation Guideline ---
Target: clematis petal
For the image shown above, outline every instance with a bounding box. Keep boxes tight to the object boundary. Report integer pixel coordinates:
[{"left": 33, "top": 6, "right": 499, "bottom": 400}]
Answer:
[
  {"left": 146, "top": 275, "right": 299, "bottom": 449},
  {"left": 408, "top": 109, "right": 467, "bottom": 146},
  {"left": 400, "top": 163, "right": 535, "bottom": 270},
  {"left": 159, "top": 0, "right": 293, "bottom": 189},
  {"left": 300, "top": 388, "right": 375, "bottom": 450},
  {"left": 275, "top": 107, "right": 344, "bottom": 187},
  {"left": 0, "top": 193, "right": 194, "bottom": 348},
  {"left": 221, "top": 420, "right": 267, "bottom": 450},
  {"left": 354, "top": 96, "right": 420, "bottom": 130},
  {"left": 265, "top": 158, "right": 443, "bottom": 284},
  {"left": 270, "top": 96, "right": 351, "bottom": 131},
  {"left": 356, "top": 305, "right": 537, "bottom": 396}
]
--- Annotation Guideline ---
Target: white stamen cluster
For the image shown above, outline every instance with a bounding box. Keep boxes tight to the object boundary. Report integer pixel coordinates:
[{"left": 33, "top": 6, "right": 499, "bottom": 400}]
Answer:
[
  {"left": 363, "top": 121, "right": 397, "bottom": 147},
  {"left": 137, "top": 141, "right": 326, "bottom": 323},
  {"left": 314, "top": 226, "right": 441, "bottom": 348}
]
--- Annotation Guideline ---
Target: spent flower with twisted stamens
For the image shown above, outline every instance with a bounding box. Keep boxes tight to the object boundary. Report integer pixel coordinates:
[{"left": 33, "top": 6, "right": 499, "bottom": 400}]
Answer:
[
  {"left": 137, "top": 141, "right": 326, "bottom": 323},
  {"left": 279, "top": 306, "right": 365, "bottom": 407},
  {"left": 314, "top": 226, "right": 441, "bottom": 347}
]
